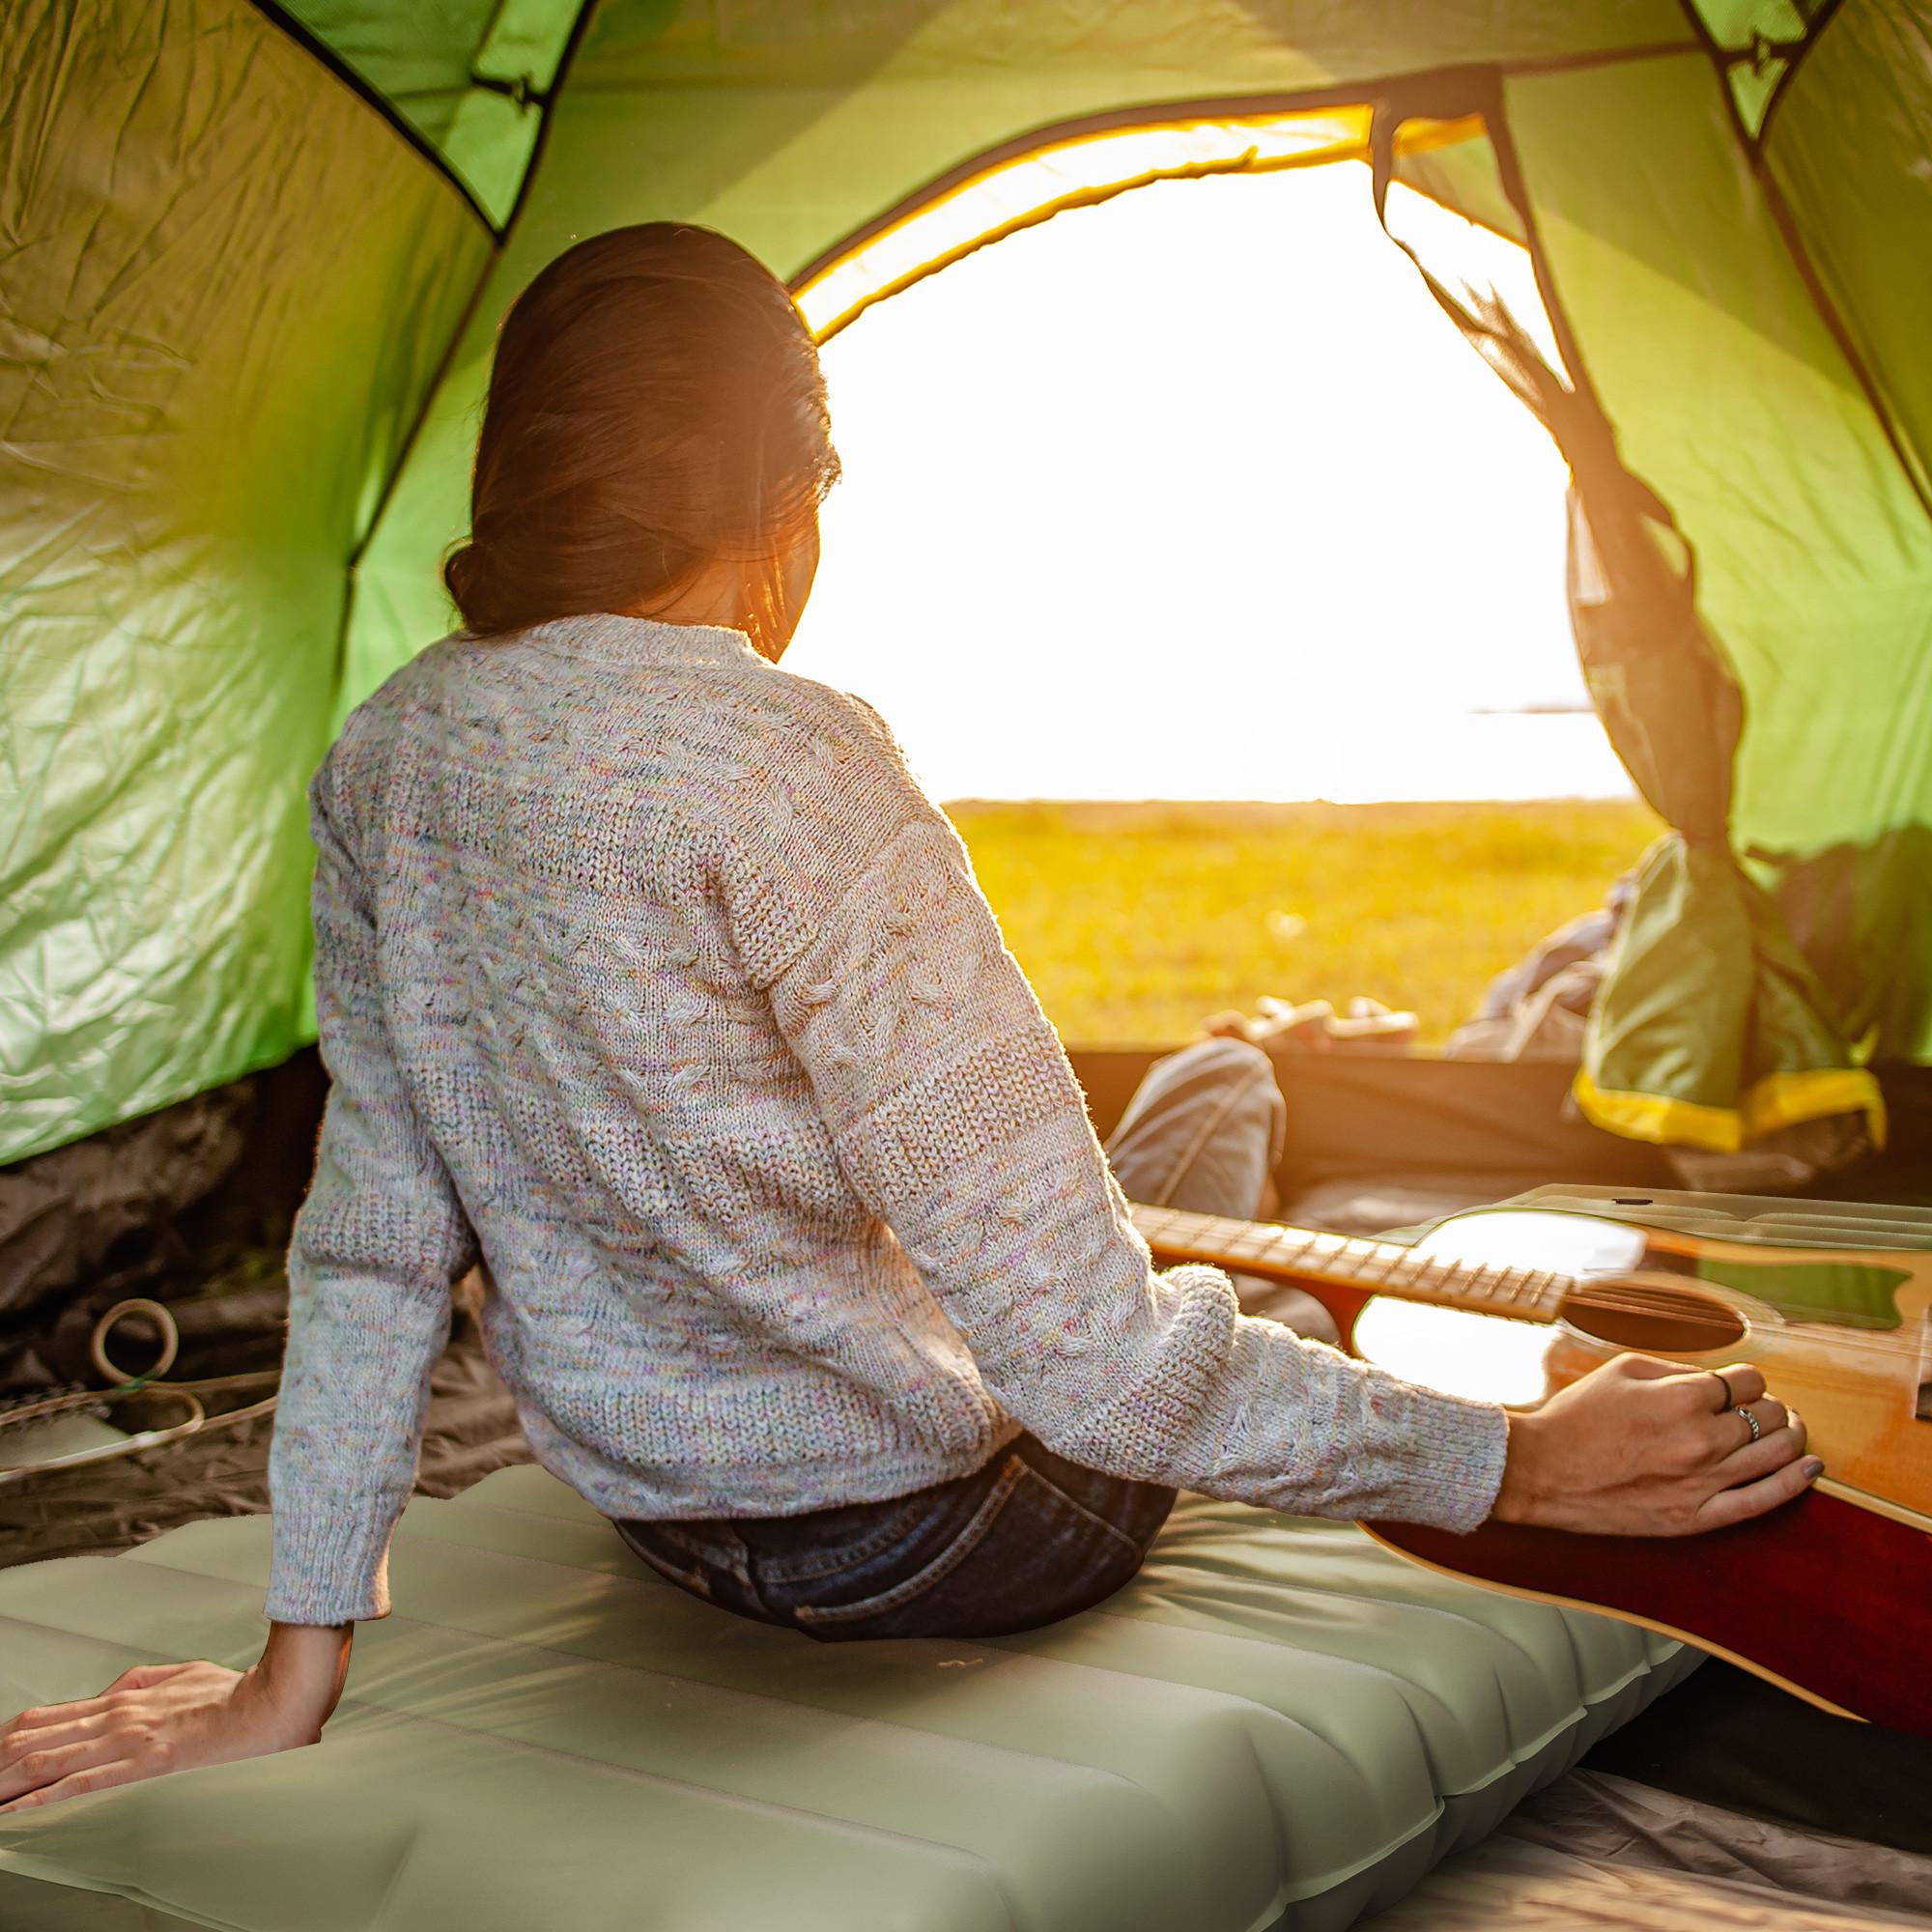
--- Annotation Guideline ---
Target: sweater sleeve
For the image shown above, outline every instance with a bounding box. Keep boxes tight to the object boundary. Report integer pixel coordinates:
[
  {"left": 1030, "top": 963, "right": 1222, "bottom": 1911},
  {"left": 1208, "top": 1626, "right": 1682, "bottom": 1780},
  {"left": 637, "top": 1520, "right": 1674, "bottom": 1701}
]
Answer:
[
  {"left": 740, "top": 700, "right": 1508, "bottom": 1530},
  {"left": 265, "top": 753, "right": 478, "bottom": 1625}
]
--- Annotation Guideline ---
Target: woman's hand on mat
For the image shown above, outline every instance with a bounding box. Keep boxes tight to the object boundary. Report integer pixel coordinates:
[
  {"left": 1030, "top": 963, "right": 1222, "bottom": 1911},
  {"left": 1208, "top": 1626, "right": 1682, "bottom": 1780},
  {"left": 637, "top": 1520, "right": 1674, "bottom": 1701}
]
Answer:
[
  {"left": 1492, "top": 1352, "right": 1822, "bottom": 1536},
  {"left": 0, "top": 1621, "right": 351, "bottom": 1811}
]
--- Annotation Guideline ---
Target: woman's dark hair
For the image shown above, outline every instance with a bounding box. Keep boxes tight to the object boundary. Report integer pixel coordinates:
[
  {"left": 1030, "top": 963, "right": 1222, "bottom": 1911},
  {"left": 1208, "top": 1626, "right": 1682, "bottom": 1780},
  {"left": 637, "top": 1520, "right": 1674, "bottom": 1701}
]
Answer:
[{"left": 444, "top": 223, "right": 839, "bottom": 637}]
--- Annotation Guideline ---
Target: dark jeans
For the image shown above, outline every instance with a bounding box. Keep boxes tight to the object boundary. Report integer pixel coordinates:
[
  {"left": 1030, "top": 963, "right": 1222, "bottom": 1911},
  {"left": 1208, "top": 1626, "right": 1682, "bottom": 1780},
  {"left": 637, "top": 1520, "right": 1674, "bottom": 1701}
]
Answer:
[{"left": 613, "top": 1037, "right": 1287, "bottom": 1641}]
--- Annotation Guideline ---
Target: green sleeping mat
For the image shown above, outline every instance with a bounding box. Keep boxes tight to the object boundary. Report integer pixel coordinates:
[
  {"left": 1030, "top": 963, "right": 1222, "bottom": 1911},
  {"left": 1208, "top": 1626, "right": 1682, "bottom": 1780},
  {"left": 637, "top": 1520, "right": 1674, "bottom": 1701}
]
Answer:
[{"left": 0, "top": 1465, "right": 1696, "bottom": 1931}]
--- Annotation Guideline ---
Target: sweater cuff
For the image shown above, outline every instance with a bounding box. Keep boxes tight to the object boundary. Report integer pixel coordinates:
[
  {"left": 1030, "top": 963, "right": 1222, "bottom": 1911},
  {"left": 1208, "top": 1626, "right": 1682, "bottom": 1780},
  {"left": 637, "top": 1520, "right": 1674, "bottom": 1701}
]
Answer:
[
  {"left": 1371, "top": 1384, "right": 1511, "bottom": 1534},
  {"left": 265, "top": 1498, "right": 400, "bottom": 1626}
]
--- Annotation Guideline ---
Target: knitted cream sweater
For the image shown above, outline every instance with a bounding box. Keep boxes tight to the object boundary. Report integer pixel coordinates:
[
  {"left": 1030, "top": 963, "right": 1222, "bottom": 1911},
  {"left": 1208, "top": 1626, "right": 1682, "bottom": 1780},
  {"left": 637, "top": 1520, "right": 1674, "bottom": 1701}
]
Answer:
[{"left": 268, "top": 613, "right": 1507, "bottom": 1625}]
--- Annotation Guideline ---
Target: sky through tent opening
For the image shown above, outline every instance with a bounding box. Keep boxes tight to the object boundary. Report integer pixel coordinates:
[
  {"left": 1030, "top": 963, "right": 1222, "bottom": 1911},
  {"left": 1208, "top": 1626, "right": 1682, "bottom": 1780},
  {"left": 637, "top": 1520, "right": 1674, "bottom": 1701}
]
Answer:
[{"left": 783, "top": 156, "right": 1634, "bottom": 807}]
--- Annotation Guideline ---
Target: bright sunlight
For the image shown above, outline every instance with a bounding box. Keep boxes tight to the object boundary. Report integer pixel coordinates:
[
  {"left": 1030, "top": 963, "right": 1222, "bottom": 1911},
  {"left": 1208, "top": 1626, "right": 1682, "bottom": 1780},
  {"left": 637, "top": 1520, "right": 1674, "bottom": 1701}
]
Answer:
[{"left": 785, "top": 160, "right": 1630, "bottom": 806}]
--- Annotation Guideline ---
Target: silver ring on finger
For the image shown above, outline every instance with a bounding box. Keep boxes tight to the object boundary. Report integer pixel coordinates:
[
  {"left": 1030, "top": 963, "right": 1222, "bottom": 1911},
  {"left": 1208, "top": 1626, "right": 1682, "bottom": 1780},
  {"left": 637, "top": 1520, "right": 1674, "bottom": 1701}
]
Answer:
[{"left": 1735, "top": 1404, "right": 1761, "bottom": 1444}]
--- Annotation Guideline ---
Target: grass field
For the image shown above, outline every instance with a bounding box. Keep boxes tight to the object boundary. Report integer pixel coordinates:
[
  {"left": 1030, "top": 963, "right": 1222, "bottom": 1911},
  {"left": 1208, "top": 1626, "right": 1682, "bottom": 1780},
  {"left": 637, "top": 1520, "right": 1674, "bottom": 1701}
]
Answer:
[{"left": 946, "top": 799, "right": 1662, "bottom": 1046}]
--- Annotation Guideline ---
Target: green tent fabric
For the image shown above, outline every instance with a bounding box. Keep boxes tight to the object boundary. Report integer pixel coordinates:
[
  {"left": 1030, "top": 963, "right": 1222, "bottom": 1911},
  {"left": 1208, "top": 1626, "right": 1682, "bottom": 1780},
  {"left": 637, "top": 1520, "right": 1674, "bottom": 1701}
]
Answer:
[
  {"left": 264, "top": 0, "right": 583, "bottom": 229},
  {"left": 1562, "top": 474, "right": 1887, "bottom": 1156},
  {"left": 4, "top": 0, "right": 1928, "bottom": 1167},
  {"left": 1367, "top": 100, "right": 1888, "bottom": 1155},
  {"left": 3, "top": 0, "right": 488, "bottom": 1164}
]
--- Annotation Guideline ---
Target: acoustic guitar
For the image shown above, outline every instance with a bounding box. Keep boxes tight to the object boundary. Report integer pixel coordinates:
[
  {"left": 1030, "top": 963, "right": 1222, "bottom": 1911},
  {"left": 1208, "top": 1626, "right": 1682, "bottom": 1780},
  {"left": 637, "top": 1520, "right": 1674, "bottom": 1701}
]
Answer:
[{"left": 1129, "top": 1200, "right": 1932, "bottom": 1736}]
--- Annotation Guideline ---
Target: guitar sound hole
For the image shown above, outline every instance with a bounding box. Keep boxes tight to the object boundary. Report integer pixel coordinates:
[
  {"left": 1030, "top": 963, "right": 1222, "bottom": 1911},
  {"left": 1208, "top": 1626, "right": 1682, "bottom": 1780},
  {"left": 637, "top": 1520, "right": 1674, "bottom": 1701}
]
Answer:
[{"left": 1557, "top": 1281, "right": 1746, "bottom": 1356}]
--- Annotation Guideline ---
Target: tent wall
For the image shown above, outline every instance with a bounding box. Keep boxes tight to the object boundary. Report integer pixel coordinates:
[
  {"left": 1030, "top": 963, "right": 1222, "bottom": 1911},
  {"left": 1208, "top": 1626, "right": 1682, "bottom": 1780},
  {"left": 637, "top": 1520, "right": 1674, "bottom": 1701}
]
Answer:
[
  {"left": 342, "top": 0, "right": 1701, "bottom": 727},
  {"left": 1, "top": 0, "right": 489, "bottom": 1164},
  {"left": 348, "top": 0, "right": 1930, "bottom": 1070},
  {"left": 1751, "top": 0, "right": 1932, "bottom": 1060},
  {"left": 6, "top": 0, "right": 1928, "bottom": 1169},
  {"left": 1500, "top": 50, "right": 1932, "bottom": 1067},
  {"left": 1765, "top": 0, "right": 1932, "bottom": 509}
]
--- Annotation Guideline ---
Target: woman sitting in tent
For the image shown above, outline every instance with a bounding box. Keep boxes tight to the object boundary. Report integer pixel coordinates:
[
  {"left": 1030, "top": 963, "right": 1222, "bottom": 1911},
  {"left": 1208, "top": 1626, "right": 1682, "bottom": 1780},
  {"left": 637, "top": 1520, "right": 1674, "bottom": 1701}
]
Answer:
[{"left": 0, "top": 223, "right": 1818, "bottom": 1810}]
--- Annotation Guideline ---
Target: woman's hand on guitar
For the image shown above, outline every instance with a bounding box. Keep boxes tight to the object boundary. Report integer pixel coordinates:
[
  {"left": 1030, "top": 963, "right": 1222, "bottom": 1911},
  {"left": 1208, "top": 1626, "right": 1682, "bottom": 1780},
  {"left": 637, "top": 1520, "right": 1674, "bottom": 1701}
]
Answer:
[{"left": 1492, "top": 1353, "right": 1822, "bottom": 1536}]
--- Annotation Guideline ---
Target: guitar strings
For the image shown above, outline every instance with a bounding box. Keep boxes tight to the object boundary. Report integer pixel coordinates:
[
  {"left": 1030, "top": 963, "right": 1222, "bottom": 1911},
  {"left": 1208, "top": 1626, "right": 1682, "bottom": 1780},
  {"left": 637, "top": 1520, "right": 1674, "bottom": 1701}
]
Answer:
[
  {"left": 1132, "top": 1215, "right": 1931, "bottom": 1364},
  {"left": 1178, "top": 1252, "right": 1932, "bottom": 1365},
  {"left": 1130, "top": 1209, "right": 1913, "bottom": 1333},
  {"left": 1130, "top": 1205, "right": 1918, "bottom": 1317},
  {"left": 1197, "top": 1236, "right": 1931, "bottom": 1361}
]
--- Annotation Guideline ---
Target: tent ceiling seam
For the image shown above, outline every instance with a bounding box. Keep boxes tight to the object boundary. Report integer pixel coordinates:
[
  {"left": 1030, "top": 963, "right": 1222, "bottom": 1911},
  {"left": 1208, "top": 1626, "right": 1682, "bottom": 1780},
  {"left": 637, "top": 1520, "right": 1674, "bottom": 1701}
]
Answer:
[
  {"left": 1673, "top": 0, "right": 1932, "bottom": 525},
  {"left": 244, "top": 0, "right": 500, "bottom": 236},
  {"left": 1753, "top": 178, "right": 1932, "bottom": 521},
  {"left": 1756, "top": 0, "right": 1847, "bottom": 146},
  {"left": 340, "top": 245, "right": 498, "bottom": 598},
  {"left": 335, "top": 0, "right": 601, "bottom": 698},
  {"left": 497, "top": 2, "right": 600, "bottom": 243},
  {"left": 1672, "top": 0, "right": 1850, "bottom": 151}
]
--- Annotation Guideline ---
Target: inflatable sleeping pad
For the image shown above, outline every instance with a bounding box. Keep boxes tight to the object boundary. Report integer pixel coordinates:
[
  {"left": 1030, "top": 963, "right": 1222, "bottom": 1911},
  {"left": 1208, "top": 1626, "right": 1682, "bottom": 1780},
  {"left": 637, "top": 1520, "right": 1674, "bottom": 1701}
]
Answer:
[{"left": 0, "top": 1464, "right": 1695, "bottom": 1931}]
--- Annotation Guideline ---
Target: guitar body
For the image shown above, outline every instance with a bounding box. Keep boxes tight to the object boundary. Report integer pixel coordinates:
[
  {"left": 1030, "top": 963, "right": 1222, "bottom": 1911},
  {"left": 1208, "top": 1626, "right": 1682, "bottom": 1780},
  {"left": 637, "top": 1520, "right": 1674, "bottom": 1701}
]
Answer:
[
  {"left": 1131, "top": 1198, "right": 1932, "bottom": 1733},
  {"left": 1368, "top": 1488, "right": 1932, "bottom": 1735},
  {"left": 1346, "top": 1208, "right": 1932, "bottom": 1733}
]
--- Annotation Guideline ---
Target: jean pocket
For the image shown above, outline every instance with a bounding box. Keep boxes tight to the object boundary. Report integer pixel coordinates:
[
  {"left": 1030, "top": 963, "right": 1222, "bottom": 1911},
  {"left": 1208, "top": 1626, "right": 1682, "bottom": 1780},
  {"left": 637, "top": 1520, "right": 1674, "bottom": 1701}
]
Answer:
[
  {"left": 791, "top": 1456, "right": 1147, "bottom": 1640},
  {"left": 792, "top": 1454, "right": 1031, "bottom": 1631}
]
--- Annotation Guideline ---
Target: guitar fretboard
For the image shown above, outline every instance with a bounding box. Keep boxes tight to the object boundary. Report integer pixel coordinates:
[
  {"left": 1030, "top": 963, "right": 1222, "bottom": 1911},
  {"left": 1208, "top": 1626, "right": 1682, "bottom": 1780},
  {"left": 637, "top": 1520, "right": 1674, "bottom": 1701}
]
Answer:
[{"left": 1129, "top": 1204, "right": 1573, "bottom": 1321}]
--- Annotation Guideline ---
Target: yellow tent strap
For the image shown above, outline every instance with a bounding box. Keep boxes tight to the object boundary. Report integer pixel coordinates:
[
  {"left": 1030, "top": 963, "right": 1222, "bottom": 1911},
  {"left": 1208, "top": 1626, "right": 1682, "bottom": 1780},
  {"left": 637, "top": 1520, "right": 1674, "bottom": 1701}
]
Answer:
[{"left": 1572, "top": 1066, "right": 1889, "bottom": 1154}]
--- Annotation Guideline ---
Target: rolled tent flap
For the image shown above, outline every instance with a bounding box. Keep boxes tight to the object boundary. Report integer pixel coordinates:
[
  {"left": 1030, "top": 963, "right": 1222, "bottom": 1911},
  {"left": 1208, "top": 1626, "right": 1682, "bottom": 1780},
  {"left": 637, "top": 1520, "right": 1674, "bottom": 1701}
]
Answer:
[
  {"left": 1369, "top": 95, "right": 1884, "bottom": 1160},
  {"left": 1566, "top": 493, "right": 1886, "bottom": 1157}
]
